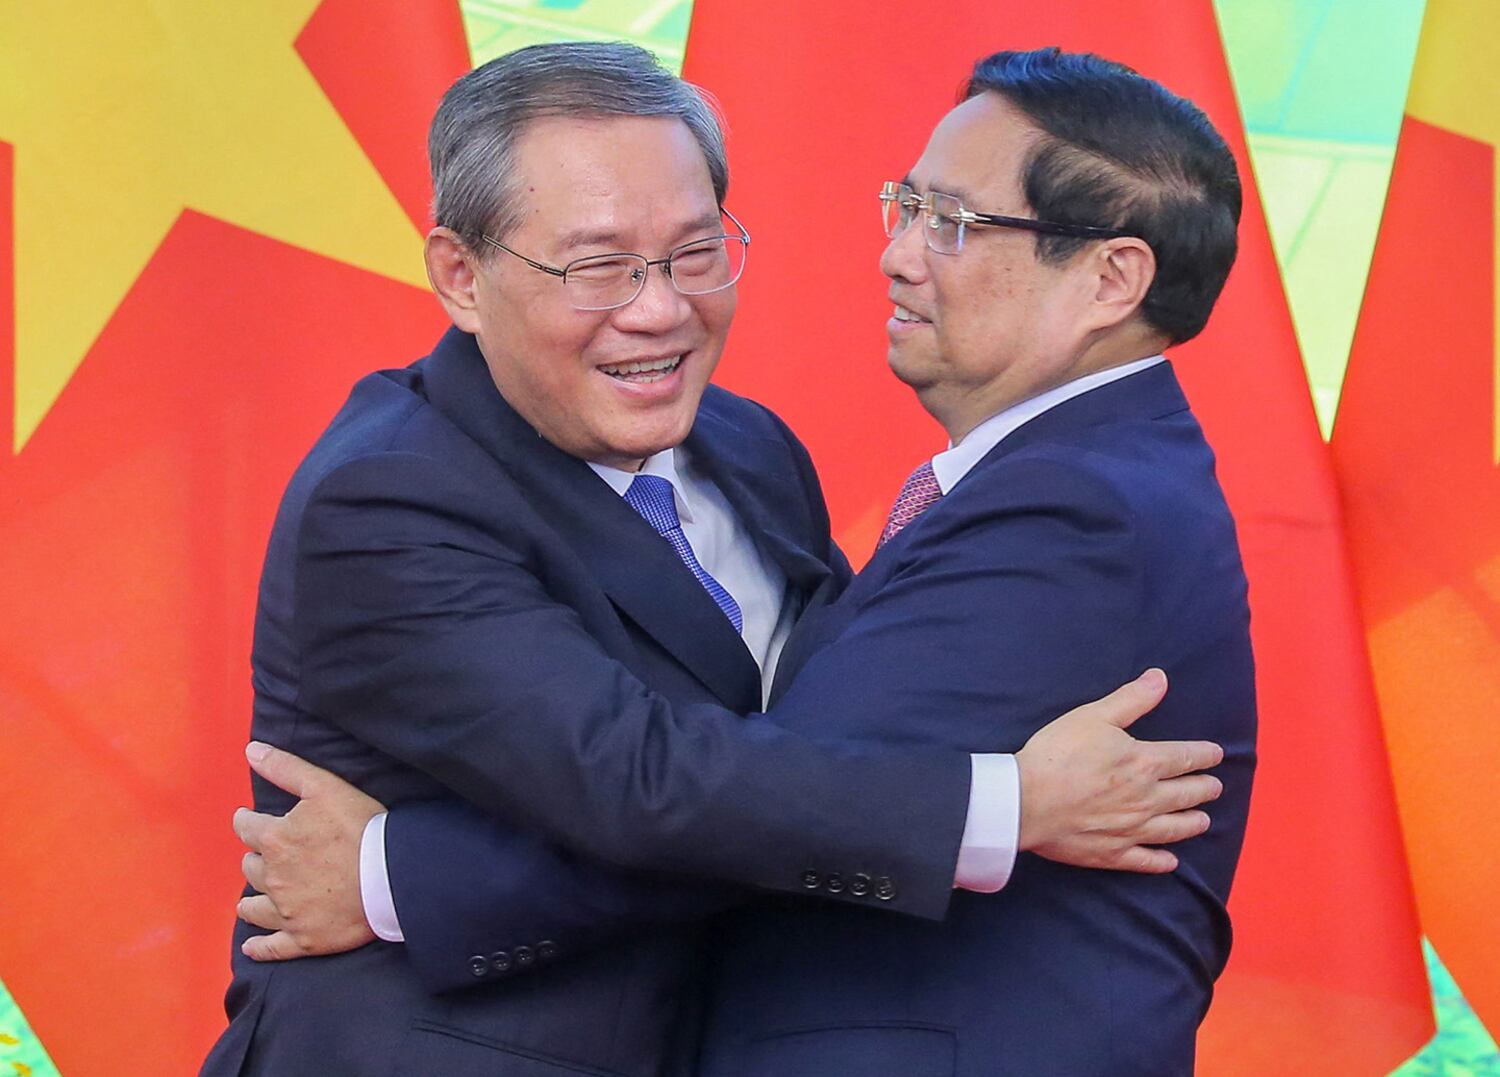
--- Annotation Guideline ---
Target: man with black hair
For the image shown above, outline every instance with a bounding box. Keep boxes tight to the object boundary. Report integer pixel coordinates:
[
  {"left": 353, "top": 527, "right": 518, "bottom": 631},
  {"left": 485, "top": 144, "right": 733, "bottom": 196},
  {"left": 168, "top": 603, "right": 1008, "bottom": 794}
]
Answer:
[{"left": 692, "top": 47, "right": 1254, "bottom": 1075}]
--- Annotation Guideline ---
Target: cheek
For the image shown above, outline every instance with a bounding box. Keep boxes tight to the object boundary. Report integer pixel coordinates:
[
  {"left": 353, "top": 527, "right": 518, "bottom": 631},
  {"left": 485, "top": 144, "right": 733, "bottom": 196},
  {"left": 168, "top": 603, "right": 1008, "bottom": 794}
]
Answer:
[{"left": 696, "top": 291, "right": 737, "bottom": 349}]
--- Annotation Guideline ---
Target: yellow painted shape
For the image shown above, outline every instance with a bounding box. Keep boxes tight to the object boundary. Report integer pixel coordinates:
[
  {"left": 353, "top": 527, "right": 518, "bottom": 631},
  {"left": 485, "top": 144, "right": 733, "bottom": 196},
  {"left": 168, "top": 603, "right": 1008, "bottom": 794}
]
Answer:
[
  {"left": 0, "top": 1035, "right": 15, "bottom": 1047},
  {"left": 0, "top": 1, "right": 429, "bottom": 452},
  {"left": 1403, "top": 0, "right": 1500, "bottom": 462}
]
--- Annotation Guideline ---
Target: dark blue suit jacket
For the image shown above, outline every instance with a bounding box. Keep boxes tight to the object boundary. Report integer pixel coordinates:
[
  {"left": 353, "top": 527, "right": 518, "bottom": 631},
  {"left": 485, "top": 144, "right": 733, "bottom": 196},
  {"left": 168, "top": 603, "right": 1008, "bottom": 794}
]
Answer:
[
  {"left": 202, "top": 327, "right": 971, "bottom": 1077},
  {"left": 384, "top": 361, "right": 1256, "bottom": 1076},
  {"left": 694, "top": 361, "right": 1256, "bottom": 1076}
]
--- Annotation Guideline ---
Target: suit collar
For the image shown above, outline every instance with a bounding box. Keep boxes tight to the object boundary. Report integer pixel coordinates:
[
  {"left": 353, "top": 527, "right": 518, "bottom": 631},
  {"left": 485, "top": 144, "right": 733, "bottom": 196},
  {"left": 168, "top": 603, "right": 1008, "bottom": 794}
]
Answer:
[
  {"left": 980, "top": 359, "right": 1189, "bottom": 467},
  {"left": 418, "top": 327, "right": 770, "bottom": 712}
]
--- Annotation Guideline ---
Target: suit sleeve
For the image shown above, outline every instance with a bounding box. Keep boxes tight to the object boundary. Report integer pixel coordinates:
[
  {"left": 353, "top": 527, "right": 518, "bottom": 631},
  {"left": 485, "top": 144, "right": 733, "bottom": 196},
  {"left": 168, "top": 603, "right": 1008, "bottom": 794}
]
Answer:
[
  {"left": 385, "top": 799, "right": 743, "bottom": 992},
  {"left": 375, "top": 416, "right": 859, "bottom": 994},
  {"left": 293, "top": 450, "right": 969, "bottom": 923},
  {"left": 380, "top": 450, "right": 1142, "bottom": 992}
]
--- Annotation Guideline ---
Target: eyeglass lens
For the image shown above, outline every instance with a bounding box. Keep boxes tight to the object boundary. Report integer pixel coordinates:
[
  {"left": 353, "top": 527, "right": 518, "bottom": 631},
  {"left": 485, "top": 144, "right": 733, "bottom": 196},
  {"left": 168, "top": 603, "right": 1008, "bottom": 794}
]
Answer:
[
  {"left": 881, "top": 184, "right": 963, "bottom": 254},
  {"left": 564, "top": 234, "right": 748, "bottom": 311}
]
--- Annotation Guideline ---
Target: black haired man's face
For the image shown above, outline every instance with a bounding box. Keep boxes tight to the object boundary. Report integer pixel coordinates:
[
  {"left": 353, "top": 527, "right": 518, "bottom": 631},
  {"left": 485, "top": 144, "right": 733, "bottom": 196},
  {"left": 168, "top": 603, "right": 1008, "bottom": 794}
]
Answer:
[{"left": 878, "top": 94, "right": 1104, "bottom": 442}]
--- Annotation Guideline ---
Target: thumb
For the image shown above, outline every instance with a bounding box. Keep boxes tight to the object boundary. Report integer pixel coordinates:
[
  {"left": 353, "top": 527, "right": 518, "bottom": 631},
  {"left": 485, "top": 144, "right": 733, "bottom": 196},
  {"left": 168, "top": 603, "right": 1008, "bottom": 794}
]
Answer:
[
  {"left": 245, "top": 741, "right": 328, "bottom": 799},
  {"left": 1092, "top": 668, "right": 1169, "bottom": 730}
]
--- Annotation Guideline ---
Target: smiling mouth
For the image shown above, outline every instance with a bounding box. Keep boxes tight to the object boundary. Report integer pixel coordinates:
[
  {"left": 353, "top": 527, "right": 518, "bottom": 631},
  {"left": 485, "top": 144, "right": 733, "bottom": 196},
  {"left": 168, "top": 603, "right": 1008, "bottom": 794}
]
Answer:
[
  {"left": 598, "top": 355, "right": 683, "bottom": 383},
  {"left": 893, "top": 305, "right": 930, "bottom": 324}
]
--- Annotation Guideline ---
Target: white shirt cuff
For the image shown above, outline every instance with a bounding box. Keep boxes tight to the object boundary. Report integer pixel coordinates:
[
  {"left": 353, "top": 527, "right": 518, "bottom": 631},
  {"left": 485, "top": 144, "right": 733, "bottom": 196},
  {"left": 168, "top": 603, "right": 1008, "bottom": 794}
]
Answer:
[
  {"left": 953, "top": 753, "right": 1020, "bottom": 892},
  {"left": 359, "top": 811, "right": 405, "bottom": 943}
]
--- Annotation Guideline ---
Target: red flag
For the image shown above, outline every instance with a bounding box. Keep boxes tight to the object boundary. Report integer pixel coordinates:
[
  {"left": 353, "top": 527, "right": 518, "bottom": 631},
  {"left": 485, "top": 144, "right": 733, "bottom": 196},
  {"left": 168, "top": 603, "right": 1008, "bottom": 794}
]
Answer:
[
  {"left": 1333, "top": 113, "right": 1500, "bottom": 1031},
  {"left": 685, "top": 1, "right": 1432, "bottom": 1070},
  {"left": 0, "top": 4, "right": 467, "bottom": 1071}
]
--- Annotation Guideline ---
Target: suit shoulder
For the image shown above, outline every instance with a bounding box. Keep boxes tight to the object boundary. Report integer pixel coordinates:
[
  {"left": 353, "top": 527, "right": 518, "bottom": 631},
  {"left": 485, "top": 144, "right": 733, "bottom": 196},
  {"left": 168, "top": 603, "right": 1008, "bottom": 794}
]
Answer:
[
  {"left": 272, "top": 368, "right": 507, "bottom": 540},
  {"left": 980, "top": 409, "right": 1227, "bottom": 521},
  {"left": 697, "top": 384, "right": 796, "bottom": 443}
]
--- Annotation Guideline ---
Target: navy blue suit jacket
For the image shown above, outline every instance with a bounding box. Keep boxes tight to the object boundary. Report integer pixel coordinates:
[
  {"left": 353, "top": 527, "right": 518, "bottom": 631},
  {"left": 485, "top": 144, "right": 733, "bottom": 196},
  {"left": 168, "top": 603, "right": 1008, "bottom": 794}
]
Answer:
[
  {"left": 696, "top": 362, "right": 1256, "bottom": 1076},
  {"left": 202, "top": 327, "right": 970, "bottom": 1077},
  {"left": 385, "top": 361, "right": 1256, "bottom": 1076}
]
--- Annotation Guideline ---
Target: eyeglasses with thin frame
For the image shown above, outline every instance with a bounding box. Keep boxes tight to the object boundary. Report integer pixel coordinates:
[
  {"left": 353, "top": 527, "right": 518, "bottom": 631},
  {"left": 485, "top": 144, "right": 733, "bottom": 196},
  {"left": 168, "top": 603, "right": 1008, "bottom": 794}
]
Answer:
[
  {"left": 481, "top": 208, "right": 750, "bottom": 311},
  {"left": 879, "top": 181, "right": 1130, "bottom": 255}
]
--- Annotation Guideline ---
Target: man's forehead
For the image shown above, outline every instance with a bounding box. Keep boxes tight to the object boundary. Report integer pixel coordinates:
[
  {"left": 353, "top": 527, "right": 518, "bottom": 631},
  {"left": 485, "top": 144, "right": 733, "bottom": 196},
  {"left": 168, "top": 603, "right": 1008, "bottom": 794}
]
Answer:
[
  {"left": 509, "top": 114, "right": 721, "bottom": 249},
  {"left": 905, "top": 94, "right": 1040, "bottom": 203}
]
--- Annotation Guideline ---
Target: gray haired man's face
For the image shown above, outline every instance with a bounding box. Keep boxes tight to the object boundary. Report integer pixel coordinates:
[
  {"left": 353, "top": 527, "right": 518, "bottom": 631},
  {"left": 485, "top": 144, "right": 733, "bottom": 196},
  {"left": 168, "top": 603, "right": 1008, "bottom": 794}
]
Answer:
[{"left": 458, "top": 114, "right": 736, "bottom": 471}]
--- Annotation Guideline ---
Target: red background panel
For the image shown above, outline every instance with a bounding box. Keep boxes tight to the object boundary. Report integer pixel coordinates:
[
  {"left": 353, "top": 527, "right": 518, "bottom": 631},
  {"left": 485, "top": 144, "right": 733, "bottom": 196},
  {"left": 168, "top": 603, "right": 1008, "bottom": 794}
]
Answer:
[{"left": 684, "top": 2, "right": 1432, "bottom": 1071}]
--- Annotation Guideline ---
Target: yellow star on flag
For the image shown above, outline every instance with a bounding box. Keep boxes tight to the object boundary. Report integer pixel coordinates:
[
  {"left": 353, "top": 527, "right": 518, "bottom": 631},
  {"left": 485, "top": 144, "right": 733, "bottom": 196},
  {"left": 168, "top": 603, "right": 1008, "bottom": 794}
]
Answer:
[
  {"left": 0, "top": 1, "right": 429, "bottom": 452},
  {"left": 1403, "top": 0, "right": 1500, "bottom": 462}
]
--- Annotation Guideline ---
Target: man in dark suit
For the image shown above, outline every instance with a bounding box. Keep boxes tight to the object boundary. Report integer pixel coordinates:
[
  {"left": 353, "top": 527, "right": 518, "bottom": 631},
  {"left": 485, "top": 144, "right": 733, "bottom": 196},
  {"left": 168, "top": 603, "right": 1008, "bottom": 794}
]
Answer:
[
  {"left": 208, "top": 44, "right": 1233, "bottom": 1076},
  {"left": 698, "top": 48, "right": 1256, "bottom": 1074}
]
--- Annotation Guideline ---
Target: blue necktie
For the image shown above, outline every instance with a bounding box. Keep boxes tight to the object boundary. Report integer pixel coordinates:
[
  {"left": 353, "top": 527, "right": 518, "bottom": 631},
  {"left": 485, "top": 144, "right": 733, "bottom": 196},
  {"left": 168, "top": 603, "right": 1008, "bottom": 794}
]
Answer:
[{"left": 624, "top": 474, "right": 744, "bottom": 633}]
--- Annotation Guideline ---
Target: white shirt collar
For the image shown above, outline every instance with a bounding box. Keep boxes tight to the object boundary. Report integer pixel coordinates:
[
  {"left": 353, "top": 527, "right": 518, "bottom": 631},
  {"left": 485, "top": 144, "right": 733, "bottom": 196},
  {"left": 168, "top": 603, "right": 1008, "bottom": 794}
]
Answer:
[
  {"left": 587, "top": 447, "right": 696, "bottom": 523},
  {"left": 929, "top": 355, "right": 1166, "bottom": 495}
]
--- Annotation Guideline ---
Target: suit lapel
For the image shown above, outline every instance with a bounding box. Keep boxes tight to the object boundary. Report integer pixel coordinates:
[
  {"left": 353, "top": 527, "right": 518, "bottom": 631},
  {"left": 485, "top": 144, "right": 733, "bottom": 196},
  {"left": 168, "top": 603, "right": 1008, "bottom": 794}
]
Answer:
[
  {"left": 682, "top": 399, "right": 835, "bottom": 601},
  {"left": 419, "top": 328, "right": 762, "bottom": 713},
  {"left": 774, "top": 363, "right": 1194, "bottom": 701}
]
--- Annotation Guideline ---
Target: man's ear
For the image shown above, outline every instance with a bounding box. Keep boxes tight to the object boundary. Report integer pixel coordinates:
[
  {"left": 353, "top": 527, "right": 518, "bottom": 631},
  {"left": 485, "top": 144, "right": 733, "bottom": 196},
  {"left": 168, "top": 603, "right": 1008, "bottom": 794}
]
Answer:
[
  {"left": 425, "top": 227, "right": 482, "bottom": 334},
  {"left": 1088, "top": 237, "right": 1156, "bottom": 331}
]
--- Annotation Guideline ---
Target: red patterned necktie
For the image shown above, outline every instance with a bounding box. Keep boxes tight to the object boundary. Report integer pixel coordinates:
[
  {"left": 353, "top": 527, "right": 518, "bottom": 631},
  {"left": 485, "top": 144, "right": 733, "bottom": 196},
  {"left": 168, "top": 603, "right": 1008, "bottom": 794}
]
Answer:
[{"left": 877, "top": 459, "right": 942, "bottom": 548}]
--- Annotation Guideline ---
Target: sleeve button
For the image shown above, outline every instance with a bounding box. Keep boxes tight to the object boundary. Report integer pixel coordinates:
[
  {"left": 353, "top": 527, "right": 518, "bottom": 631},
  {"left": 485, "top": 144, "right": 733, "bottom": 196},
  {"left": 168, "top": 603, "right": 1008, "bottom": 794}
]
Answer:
[
  {"left": 514, "top": 945, "right": 536, "bottom": 968},
  {"left": 800, "top": 870, "right": 821, "bottom": 889},
  {"left": 468, "top": 955, "right": 489, "bottom": 978},
  {"left": 538, "top": 940, "right": 558, "bottom": 961},
  {"left": 849, "top": 873, "right": 872, "bottom": 897},
  {"left": 824, "top": 873, "right": 845, "bottom": 893},
  {"left": 490, "top": 950, "right": 512, "bottom": 974}
]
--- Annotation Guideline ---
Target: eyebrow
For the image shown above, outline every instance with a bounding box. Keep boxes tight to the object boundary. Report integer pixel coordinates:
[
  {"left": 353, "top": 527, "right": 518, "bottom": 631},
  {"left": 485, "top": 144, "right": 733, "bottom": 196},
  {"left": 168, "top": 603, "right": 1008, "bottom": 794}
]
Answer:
[
  {"left": 904, "top": 173, "right": 982, "bottom": 207},
  {"left": 556, "top": 212, "right": 725, "bottom": 254}
]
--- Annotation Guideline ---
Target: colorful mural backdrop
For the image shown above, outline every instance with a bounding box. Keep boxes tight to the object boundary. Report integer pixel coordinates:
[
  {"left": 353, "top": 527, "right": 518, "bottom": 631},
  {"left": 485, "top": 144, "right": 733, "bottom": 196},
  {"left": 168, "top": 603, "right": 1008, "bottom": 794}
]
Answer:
[{"left": 0, "top": 1, "right": 1494, "bottom": 1073}]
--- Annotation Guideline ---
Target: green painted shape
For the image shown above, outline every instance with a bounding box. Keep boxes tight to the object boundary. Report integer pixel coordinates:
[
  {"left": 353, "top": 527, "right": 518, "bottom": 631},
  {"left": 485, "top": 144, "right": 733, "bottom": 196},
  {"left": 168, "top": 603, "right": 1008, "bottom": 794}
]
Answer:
[
  {"left": 1216, "top": 0, "right": 1425, "bottom": 436},
  {"left": 461, "top": 0, "right": 692, "bottom": 73},
  {"left": 1395, "top": 941, "right": 1500, "bottom": 1075},
  {"left": 0, "top": 976, "right": 60, "bottom": 1077}
]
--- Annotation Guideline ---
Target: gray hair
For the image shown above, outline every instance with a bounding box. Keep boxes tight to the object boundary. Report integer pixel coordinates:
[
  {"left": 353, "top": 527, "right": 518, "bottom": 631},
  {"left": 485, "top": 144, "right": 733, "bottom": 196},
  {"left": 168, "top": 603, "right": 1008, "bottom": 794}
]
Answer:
[{"left": 429, "top": 41, "right": 729, "bottom": 251}]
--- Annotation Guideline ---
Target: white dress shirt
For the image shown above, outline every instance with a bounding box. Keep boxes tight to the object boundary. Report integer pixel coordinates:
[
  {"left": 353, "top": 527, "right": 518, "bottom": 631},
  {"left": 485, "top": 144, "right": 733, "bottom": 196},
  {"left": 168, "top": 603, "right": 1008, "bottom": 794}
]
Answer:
[{"left": 361, "top": 362, "right": 1162, "bottom": 937}]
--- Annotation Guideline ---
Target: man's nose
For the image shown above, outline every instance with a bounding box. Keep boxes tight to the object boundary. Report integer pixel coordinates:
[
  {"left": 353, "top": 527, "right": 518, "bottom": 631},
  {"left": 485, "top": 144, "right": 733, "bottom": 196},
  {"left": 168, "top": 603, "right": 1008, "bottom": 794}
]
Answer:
[
  {"left": 879, "top": 218, "right": 930, "bottom": 283},
  {"left": 611, "top": 262, "right": 692, "bottom": 331}
]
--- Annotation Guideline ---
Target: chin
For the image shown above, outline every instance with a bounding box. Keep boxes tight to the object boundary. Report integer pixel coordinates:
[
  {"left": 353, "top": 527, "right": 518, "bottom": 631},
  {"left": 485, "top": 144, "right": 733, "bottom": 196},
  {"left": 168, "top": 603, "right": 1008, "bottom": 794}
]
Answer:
[{"left": 604, "top": 420, "right": 694, "bottom": 465}]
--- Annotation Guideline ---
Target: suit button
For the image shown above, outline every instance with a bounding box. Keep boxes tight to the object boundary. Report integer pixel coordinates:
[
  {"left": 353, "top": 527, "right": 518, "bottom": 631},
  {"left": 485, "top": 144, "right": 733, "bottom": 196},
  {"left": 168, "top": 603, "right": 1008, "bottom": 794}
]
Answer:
[
  {"left": 514, "top": 945, "right": 536, "bottom": 968},
  {"left": 874, "top": 876, "right": 896, "bottom": 901},
  {"left": 490, "top": 950, "right": 512, "bottom": 974},
  {"left": 468, "top": 955, "right": 489, "bottom": 978},
  {"left": 824, "top": 872, "right": 845, "bottom": 893},
  {"left": 850, "top": 873, "right": 872, "bottom": 897},
  {"left": 800, "top": 870, "right": 821, "bottom": 889},
  {"left": 538, "top": 940, "right": 558, "bottom": 962}
]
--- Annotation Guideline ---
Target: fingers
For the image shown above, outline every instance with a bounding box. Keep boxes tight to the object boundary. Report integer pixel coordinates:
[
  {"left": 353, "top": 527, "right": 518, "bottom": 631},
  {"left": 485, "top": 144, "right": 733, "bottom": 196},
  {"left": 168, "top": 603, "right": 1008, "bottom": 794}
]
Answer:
[
  {"left": 241, "top": 851, "right": 267, "bottom": 893},
  {"left": 232, "top": 807, "right": 278, "bottom": 853},
  {"left": 241, "top": 930, "right": 311, "bottom": 962},
  {"left": 1149, "top": 773, "right": 1223, "bottom": 815},
  {"left": 1141, "top": 738, "right": 1224, "bottom": 779},
  {"left": 1135, "top": 809, "right": 1211, "bottom": 846},
  {"left": 1089, "top": 668, "right": 1168, "bottom": 730},
  {"left": 1110, "top": 846, "right": 1179, "bottom": 874},
  {"left": 245, "top": 741, "right": 330, "bottom": 799},
  {"left": 237, "top": 894, "right": 287, "bottom": 933}
]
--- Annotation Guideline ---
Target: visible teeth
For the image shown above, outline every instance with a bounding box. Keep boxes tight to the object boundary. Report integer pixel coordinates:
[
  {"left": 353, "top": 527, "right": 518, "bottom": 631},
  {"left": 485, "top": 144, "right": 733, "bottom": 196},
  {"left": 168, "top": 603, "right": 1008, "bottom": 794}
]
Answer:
[
  {"left": 894, "top": 305, "right": 926, "bottom": 323},
  {"left": 602, "top": 355, "right": 682, "bottom": 378}
]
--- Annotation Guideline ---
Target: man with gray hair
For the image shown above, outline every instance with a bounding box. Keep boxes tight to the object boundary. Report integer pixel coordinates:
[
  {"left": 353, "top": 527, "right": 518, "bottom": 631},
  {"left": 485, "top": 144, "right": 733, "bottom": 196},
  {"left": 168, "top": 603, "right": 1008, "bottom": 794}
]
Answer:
[{"left": 203, "top": 43, "right": 1226, "bottom": 1075}]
